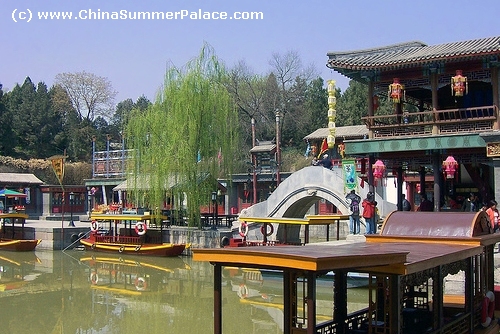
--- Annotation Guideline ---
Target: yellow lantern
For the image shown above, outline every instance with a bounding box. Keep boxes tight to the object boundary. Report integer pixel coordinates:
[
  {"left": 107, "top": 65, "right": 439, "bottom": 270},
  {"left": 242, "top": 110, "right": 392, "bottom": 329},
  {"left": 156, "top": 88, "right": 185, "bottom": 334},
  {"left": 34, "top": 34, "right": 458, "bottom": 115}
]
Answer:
[
  {"left": 388, "top": 78, "right": 405, "bottom": 104},
  {"left": 451, "top": 70, "right": 468, "bottom": 97}
]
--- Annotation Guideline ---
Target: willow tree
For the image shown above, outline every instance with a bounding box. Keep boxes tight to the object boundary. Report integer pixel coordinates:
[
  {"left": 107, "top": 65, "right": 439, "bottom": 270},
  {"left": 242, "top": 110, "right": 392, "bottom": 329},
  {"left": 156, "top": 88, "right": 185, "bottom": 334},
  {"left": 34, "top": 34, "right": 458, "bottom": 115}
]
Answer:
[{"left": 125, "top": 46, "right": 238, "bottom": 228}]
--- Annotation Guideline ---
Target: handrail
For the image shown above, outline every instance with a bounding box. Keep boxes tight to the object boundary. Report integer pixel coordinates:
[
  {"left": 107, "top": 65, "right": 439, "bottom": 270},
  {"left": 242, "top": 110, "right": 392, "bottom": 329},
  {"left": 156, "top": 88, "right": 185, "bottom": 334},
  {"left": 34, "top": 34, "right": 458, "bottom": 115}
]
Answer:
[{"left": 361, "top": 105, "right": 497, "bottom": 138}]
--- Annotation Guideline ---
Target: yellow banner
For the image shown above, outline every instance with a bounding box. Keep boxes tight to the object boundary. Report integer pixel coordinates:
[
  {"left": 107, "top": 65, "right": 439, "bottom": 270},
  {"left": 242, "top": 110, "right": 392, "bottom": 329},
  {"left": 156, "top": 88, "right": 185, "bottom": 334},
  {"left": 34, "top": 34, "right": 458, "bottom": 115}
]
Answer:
[{"left": 48, "top": 155, "right": 67, "bottom": 185}]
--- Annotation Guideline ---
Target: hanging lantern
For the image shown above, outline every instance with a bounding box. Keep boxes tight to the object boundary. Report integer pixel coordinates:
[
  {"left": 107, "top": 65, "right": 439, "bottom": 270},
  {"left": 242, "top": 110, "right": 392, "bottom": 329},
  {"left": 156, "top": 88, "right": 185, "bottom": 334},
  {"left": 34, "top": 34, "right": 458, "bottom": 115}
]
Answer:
[
  {"left": 442, "top": 156, "right": 458, "bottom": 179},
  {"left": 388, "top": 78, "right": 405, "bottom": 104},
  {"left": 451, "top": 70, "right": 468, "bottom": 97},
  {"left": 416, "top": 183, "right": 421, "bottom": 194},
  {"left": 372, "top": 159, "right": 386, "bottom": 181},
  {"left": 337, "top": 142, "right": 345, "bottom": 158}
]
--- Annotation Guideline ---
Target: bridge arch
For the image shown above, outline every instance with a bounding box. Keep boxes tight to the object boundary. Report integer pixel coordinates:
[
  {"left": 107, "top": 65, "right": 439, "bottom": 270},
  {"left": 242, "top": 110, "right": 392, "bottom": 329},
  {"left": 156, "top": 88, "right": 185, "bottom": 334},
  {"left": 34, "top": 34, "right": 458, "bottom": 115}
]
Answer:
[{"left": 240, "top": 166, "right": 373, "bottom": 219}]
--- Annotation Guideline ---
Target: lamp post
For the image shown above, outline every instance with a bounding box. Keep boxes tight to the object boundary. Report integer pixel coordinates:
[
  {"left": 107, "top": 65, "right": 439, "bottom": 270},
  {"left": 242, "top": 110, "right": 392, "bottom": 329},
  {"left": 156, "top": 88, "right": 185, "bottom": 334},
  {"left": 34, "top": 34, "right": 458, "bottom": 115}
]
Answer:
[
  {"left": 275, "top": 112, "right": 281, "bottom": 186},
  {"left": 211, "top": 191, "right": 217, "bottom": 229},
  {"left": 69, "top": 192, "right": 75, "bottom": 227}
]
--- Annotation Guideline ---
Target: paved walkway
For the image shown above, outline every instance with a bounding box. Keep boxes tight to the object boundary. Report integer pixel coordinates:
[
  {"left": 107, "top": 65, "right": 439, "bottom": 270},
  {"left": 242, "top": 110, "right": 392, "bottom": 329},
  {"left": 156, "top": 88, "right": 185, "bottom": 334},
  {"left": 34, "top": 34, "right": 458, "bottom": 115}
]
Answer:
[{"left": 24, "top": 218, "right": 91, "bottom": 229}]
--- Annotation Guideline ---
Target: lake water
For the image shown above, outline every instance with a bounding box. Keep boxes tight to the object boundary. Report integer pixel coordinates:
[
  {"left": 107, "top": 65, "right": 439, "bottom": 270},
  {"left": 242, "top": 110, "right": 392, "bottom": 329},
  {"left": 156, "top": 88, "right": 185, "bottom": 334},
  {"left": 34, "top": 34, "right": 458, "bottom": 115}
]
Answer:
[{"left": 0, "top": 250, "right": 369, "bottom": 334}]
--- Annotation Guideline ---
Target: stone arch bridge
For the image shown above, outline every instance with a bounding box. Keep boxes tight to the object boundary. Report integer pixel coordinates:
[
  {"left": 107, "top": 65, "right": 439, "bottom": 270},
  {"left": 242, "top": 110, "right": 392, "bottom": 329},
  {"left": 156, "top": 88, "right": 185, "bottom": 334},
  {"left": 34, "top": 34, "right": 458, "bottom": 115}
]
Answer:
[{"left": 237, "top": 166, "right": 394, "bottom": 240}]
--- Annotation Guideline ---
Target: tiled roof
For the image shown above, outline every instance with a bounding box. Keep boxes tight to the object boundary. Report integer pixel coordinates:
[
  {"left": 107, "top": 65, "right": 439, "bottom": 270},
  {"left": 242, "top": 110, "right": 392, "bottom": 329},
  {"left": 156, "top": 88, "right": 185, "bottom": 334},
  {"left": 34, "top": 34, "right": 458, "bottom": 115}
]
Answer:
[
  {"left": 303, "top": 125, "right": 368, "bottom": 141},
  {"left": 326, "top": 36, "right": 500, "bottom": 71},
  {"left": 0, "top": 173, "right": 43, "bottom": 185},
  {"left": 250, "top": 144, "right": 276, "bottom": 153}
]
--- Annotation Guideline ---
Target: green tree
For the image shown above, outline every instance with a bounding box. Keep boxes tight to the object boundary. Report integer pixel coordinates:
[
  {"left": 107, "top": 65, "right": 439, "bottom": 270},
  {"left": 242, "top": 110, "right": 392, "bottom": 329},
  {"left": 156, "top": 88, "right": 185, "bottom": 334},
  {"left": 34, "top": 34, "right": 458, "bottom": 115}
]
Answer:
[
  {"left": 126, "top": 45, "right": 239, "bottom": 228},
  {"left": 336, "top": 80, "right": 368, "bottom": 126},
  {"left": 336, "top": 79, "right": 397, "bottom": 126},
  {"left": 0, "top": 84, "right": 15, "bottom": 156},
  {"left": 304, "top": 77, "right": 328, "bottom": 132}
]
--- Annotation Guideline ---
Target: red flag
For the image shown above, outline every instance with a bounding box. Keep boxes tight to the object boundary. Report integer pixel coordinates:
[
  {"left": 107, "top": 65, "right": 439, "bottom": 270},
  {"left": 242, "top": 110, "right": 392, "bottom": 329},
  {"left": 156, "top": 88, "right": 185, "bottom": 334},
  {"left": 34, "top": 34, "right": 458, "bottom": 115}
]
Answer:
[{"left": 318, "top": 139, "right": 328, "bottom": 158}]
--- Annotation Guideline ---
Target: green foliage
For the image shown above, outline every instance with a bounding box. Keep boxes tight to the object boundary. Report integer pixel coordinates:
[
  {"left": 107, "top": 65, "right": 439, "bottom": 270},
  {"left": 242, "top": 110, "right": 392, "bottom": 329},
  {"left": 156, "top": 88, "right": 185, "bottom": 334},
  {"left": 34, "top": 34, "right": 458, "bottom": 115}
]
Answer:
[
  {"left": 126, "top": 45, "right": 239, "bottom": 228},
  {"left": 336, "top": 80, "right": 368, "bottom": 126},
  {"left": 305, "top": 77, "right": 328, "bottom": 132}
]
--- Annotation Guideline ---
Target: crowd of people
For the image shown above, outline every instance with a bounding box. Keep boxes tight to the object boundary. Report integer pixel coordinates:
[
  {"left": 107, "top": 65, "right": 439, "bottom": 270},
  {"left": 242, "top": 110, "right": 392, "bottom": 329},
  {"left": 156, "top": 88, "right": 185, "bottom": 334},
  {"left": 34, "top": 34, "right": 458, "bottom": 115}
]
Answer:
[{"left": 344, "top": 190, "right": 500, "bottom": 235}]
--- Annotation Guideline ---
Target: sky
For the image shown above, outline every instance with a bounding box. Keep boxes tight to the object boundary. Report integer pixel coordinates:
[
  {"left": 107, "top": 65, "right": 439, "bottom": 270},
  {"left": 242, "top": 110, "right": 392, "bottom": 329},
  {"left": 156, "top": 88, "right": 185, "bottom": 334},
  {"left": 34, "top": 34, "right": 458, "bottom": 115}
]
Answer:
[{"left": 2, "top": 0, "right": 500, "bottom": 104}]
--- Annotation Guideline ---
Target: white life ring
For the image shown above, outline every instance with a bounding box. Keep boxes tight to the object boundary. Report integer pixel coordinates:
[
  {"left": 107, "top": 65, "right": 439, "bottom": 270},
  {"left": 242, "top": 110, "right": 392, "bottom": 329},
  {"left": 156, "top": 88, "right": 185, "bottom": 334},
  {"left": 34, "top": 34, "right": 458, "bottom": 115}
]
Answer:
[
  {"left": 237, "top": 284, "right": 248, "bottom": 299},
  {"left": 260, "top": 223, "right": 274, "bottom": 237},
  {"left": 118, "top": 245, "right": 125, "bottom": 253},
  {"left": 135, "top": 221, "right": 147, "bottom": 236},
  {"left": 90, "top": 220, "right": 99, "bottom": 231},
  {"left": 90, "top": 271, "right": 98, "bottom": 284},
  {"left": 239, "top": 221, "right": 248, "bottom": 238},
  {"left": 135, "top": 277, "right": 148, "bottom": 291},
  {"left": 481, "top": 290, "right": 495, "bottom": 327}
]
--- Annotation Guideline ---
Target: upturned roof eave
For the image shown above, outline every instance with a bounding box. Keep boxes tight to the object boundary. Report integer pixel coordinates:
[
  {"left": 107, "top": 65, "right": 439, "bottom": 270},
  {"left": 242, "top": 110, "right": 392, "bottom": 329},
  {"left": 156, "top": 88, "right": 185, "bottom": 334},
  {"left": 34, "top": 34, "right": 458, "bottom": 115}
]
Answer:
[{"left": 327, "top": 51, "right": 498, "bottom": 72}]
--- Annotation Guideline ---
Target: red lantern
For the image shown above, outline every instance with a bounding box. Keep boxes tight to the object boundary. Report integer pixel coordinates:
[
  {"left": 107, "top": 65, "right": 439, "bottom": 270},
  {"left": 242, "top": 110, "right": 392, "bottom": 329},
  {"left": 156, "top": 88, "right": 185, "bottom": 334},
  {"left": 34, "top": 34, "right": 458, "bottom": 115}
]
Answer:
[
  {"left": 451, "top": 70, "right": 468, "bottom": 97},
  {"left": 416, "top": 183, "right": 421, "bottom": 194},
  {"left": 442, "top": 156, "right": 458, "bottom": 179},
  {"left": 337, "top": 143, "right": 345, "bottom": 158},
  {"left": 372, "top": 160, "right": 386, "bottom": 185},
  {"left": 388, "top": 78, "right": 405, "bottom": 104}
]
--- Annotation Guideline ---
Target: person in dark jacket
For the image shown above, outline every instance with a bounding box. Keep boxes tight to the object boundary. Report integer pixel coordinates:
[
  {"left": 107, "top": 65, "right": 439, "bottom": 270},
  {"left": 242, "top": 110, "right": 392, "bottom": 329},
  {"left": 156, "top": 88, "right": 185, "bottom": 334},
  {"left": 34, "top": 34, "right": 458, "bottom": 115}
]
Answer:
[
  {"left": 417, "top": 193, "right": 433, "bottom": 212},
  {"left": 461, "top": 193, "right": 478, "bottom": 212},
  {"left": 346, "top": 190, "right": 361, "bottom": 234},
  {"left": 318, "top": 154, "right": 332, "bottom": 169}
]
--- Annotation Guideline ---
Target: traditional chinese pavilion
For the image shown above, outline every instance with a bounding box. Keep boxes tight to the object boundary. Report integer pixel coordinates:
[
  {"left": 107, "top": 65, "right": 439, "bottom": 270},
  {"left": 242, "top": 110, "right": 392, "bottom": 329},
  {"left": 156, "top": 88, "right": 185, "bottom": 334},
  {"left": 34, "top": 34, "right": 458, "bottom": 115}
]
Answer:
[{"left": 326, "top": 36, "right": 500, "bottom": 210}]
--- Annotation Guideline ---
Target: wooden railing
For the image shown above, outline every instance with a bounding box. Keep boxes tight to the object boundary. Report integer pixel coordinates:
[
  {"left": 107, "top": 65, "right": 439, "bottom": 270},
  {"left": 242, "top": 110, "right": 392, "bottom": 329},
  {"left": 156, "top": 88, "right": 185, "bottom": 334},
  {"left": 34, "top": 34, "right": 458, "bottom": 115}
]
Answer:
[
  {"left": 316, "top": 308, "right": 369, "bottom": 333},
  {"left": 362, "top": 105, "right": 498, "bottom": 138}
]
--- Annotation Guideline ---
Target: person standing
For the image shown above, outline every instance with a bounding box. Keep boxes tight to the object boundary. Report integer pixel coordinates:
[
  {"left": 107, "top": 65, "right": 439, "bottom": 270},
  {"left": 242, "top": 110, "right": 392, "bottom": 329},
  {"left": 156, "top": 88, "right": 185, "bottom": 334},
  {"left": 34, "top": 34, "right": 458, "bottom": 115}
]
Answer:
[
  {"left": 486, "top": 200, "right": 499, "bottom": 232},
  {"left": 346, "top": 190, "right": 361, "bottom": 234},
  {"left": 402, "top": 194, "right": 412, "bottom": 211},
  {"left": 462, "top": 193, "right": 479, "bottom": 212},
  {"left": 318, "top": 154, "right": 333, "bottom": 169},
  {"left": 417, "top": 193, "right": 433, "bottom": 212},
  {"left": 362, "top": 193, "right": 376, "bottom": 234}
]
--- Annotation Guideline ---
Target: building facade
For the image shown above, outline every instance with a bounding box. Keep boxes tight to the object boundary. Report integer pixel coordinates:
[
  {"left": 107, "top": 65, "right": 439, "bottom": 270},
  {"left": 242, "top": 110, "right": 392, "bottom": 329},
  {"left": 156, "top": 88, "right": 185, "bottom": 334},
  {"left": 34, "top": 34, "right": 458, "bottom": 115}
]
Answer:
[{"left": 326, "top": 36, "right": 500, "bottom": 210}]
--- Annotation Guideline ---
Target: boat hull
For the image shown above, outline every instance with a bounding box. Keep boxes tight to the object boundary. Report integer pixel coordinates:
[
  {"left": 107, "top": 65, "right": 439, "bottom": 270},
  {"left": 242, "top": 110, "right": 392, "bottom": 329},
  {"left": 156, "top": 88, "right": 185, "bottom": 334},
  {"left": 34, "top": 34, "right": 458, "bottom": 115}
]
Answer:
[
  {"left": 0, "top": 239, "right": 41, "bottom": 251},
  {"left": 80, "top": 239, "right": 187, "bottom": 257}
]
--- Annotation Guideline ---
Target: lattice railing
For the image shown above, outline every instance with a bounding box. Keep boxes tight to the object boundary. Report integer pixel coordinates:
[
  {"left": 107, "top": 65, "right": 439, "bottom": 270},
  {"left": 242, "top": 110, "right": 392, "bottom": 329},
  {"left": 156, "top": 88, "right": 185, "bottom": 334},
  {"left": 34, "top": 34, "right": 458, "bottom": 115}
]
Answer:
[{"left": 363, "top": 105, "right": 498, "bottom": 139}]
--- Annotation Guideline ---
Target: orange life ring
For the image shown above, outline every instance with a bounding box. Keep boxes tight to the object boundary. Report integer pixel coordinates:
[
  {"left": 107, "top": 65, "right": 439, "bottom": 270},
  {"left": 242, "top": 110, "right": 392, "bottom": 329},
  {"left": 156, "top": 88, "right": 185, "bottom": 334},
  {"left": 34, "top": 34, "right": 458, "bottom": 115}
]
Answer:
[
  {"left": 90, "top": 220, "right": 99, "bottom": 231},
  {"left": 135, "top": 222, "right": 147, "bottom": 236},
  {"left": 238, "top": 221, "right": 248, "bottom": 238},
  {"left": 237, "top": 284, "right": 248, "bottom": 299},
  {"left": 260, "top": 223, "right": 274, "bottom": 237},
  {"left": 135, "top": 277, "right": 148, "bottom": 291},
  {"left": 481, "top": 290, "right": 495, "bottom": 327},
  {"left": 90, "top": 271, "right": 98, "bottom": 284}
]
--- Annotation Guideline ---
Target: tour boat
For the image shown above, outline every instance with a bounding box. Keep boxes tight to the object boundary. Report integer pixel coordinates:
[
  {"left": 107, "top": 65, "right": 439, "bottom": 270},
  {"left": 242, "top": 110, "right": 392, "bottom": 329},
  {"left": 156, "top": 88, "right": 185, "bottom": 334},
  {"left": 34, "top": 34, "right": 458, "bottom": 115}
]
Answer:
[
  {"left": 0, "top": 213, "right": 41, "bottom": 251},
  {"left": 80, "top": 213, "right": 188, "bottom": 257}
]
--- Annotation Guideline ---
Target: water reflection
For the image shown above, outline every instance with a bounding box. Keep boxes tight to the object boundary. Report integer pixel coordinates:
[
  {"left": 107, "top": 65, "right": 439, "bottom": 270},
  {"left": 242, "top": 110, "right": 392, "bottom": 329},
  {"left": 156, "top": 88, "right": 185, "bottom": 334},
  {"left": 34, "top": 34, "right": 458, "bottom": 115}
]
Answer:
[{"left": 0, "top": 251, "right": 368, "bottom": 334}]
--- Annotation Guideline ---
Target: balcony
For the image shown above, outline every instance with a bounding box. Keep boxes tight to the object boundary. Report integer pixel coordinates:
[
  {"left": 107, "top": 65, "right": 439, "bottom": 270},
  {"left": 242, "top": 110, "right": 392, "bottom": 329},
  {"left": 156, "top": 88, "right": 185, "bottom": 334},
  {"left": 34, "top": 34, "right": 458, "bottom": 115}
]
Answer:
[{"left": 362, "top": 105, "right": 498, "bottom": 138}]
